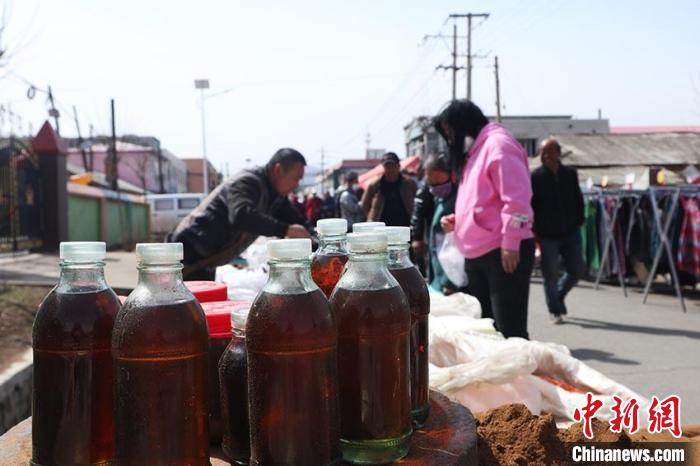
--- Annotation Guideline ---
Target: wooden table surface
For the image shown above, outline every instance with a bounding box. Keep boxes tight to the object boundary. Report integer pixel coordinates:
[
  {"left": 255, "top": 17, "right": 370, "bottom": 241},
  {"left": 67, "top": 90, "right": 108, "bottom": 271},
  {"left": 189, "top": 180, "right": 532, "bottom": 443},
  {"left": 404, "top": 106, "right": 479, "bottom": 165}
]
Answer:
[{"left": 1, "top": 391, "right": 477, "bottom": 465}]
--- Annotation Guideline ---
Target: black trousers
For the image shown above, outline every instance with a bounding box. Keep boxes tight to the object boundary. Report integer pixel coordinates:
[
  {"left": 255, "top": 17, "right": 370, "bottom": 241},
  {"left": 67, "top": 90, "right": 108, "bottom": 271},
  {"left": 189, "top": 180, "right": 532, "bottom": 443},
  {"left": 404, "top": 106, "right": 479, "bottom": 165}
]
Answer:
[{"left": 464, "top": 239, "right": 535, "bottom": 339}]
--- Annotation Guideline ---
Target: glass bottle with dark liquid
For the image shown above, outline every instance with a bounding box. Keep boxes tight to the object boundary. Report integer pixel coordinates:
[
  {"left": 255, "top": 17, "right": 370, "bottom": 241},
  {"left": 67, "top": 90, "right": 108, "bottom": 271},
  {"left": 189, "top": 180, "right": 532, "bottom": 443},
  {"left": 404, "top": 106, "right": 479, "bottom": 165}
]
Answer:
[
  {"left": 219, "top": 306, "right": 251, "bottom": 465},
  {"left": 247, "top": 239, "right": 341, "bottom": 465},
  {"left": 112, "top": 243, "right": 210, "bottom": 466},
  {"left": 385, "top": 226, "right": 431, "bottom": 427},
  {"left": 311, "top": 218, "right": 348, "bottom": 297},
  {"left": 202, "top": 301, "right": 235, "bottom": 445},
  {"left": 330, "top": 231, "right": 412, "bottom": 464},
  {"left": 32, "top": 242, "right": 120, "bottom": 466}
]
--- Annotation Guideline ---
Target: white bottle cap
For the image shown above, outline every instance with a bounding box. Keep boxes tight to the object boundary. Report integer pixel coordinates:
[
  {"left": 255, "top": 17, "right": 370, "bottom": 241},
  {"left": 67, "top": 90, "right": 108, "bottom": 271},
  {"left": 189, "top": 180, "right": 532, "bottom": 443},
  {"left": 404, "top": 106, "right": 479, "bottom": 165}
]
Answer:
[
  {"left": 231, "top": 306, "right": 250, "bottom": 330},
  {"left": 384, "top": 226, "right": 411, "bottom": 245},
  {"left": 352, "top": 221, "right": 386, "bottom": 233},
  {"left": 267, "top": 238, "right": 312, "bottom": 261},
  {"left": 347, "top": 232, "right": 388, "bottom": 254},
  {"left": 59, "top": 242, "right": 106, "bottom": 262},
  {"left": 316, "top": 218, "right": 348, "bottom": 236},
  {"left": 136, "top": 243, "right": 184, "bottom": 264}
]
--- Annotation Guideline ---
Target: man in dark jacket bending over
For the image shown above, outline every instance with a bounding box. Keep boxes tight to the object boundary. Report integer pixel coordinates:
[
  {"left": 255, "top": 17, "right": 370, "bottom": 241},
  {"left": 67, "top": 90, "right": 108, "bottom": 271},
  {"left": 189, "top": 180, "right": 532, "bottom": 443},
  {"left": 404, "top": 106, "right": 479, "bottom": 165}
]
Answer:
[{"left": 169, "top": 148, "right": 310, "bottom": 280}]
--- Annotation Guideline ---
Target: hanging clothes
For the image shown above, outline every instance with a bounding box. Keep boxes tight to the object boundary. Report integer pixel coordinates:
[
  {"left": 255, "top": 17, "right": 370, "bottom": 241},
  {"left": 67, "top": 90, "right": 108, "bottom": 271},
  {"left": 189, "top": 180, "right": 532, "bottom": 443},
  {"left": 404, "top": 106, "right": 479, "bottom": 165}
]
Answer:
[
  {"left": 581, "top": 198, "right": 600, "bottom": 271},
  {"left": 677, "top": 196, "right": 700, "bottom": 278}
]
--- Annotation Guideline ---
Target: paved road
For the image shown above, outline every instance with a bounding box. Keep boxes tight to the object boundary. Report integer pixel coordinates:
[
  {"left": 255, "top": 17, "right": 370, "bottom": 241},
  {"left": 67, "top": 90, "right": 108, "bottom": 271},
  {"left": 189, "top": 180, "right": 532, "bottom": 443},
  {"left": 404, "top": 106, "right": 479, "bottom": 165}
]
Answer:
[
  {"left": 528, "top": 277, "right": 700, "bottom": 423},
  {"left": 0, "top": 251, "right": 138, "bottom": 291}
]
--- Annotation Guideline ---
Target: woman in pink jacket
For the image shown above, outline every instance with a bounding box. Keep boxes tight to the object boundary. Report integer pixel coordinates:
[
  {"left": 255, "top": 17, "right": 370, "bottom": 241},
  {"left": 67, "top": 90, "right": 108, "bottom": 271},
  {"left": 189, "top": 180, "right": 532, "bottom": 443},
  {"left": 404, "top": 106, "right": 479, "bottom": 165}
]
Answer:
[{"left": 435, "top": 100, "right": 534, "bottom": 339}]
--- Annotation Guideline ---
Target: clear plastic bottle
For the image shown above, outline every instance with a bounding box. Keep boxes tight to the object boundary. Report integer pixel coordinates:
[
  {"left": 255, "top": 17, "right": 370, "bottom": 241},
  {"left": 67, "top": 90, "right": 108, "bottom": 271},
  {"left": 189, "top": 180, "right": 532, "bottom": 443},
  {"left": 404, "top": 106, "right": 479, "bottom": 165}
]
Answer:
[
  {"left": 112, "top": 243, "right": 210, "bottom": 466},
  {"left": 219, "top": 306, "right": 251, "bottom": 465},
  {"left": 385, "top": 226, "right": 431, "bottom": 427},
  {"left": 331, "top": 232, "right": 412, "bottom": 464},
  {"left": 351, "top": 221, "right": 385, "bottom": 233},
  {"left": 32, "top": 242, "right": 120, "bottom": 466},
  {"left": 247, "top": 239, "right": 341, "bottom": 465},
  {"left": 311, "top": 218, "right": 349, "bottom": 297}
]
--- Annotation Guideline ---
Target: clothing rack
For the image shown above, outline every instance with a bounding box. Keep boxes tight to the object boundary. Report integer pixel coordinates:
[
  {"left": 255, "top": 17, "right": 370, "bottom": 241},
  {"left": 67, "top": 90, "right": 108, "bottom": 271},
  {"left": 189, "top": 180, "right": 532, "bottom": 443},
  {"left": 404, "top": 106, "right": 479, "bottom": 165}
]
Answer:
[
  {"left": 582, "top": 186, "right": 700, "bottom": 312},
  {"left": 641, "top": 186, "right": 700, "bottom": 313},
  {"left": 582, "top": 189, "right": 644, "bottom": 297}
]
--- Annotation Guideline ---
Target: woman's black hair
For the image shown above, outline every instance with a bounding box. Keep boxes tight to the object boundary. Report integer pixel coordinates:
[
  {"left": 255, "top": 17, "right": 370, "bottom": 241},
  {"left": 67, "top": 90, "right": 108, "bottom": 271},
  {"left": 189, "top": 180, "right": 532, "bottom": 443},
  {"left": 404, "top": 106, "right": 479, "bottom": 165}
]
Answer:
[{"left": 433, "top": 100, "right": 489, "bottom": 174}]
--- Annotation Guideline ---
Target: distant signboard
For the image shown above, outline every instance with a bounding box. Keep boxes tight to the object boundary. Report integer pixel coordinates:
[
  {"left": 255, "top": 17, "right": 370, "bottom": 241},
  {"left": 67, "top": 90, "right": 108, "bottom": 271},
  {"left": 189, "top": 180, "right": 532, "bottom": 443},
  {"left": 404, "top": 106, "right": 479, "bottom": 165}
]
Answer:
[{"left": 366, "top": 148, "right": 385, "bottom": 160}]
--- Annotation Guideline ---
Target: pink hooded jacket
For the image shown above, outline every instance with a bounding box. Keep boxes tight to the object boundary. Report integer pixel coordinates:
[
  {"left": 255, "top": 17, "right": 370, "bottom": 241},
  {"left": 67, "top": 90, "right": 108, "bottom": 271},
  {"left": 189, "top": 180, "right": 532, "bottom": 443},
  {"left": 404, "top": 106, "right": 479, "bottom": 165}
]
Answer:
[{"left": 454, "top": 123, "right": 534, "bottom": 258}]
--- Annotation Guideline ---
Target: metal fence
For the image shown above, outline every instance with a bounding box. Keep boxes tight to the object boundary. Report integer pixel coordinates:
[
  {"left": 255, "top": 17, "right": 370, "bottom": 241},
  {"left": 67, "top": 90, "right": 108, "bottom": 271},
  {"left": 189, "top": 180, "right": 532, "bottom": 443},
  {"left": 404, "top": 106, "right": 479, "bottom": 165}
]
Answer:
[{"left": 0, "top": 138, "right": 43, "bottom": 252}]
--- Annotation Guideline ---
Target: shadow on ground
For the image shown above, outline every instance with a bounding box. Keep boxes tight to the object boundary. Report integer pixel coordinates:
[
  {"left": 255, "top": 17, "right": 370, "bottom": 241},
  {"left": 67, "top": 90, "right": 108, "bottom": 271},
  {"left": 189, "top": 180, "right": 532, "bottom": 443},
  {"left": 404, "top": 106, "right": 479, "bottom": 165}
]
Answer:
[
  {"left": 569, "top": 348, "right": 640, "bottom": 366},
  {"left": 563, "top": 317, "right": 700, "bottom": 340}
]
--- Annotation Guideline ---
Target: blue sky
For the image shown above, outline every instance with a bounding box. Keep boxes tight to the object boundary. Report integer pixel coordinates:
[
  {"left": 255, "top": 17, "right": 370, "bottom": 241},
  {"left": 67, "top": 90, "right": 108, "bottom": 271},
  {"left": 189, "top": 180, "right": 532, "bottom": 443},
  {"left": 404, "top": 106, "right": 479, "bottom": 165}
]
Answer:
[{"left": 2, "top": 0, "right": 699, "bottom": 174}]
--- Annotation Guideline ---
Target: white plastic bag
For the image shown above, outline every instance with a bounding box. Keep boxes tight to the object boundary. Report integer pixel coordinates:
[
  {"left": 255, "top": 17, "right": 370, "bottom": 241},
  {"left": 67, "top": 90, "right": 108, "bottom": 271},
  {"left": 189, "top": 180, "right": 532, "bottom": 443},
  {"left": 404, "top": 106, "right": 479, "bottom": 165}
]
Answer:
[{"left": 437, "top": 232, "right": 468, "bottom": 287}]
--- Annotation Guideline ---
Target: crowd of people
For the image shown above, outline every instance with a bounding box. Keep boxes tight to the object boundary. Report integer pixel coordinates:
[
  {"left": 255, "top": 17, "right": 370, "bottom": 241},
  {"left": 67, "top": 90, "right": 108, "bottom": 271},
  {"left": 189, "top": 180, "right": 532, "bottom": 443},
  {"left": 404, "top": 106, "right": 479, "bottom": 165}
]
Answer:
[{"left": 169, "top": 99, "right": 585, "bottom": 340}]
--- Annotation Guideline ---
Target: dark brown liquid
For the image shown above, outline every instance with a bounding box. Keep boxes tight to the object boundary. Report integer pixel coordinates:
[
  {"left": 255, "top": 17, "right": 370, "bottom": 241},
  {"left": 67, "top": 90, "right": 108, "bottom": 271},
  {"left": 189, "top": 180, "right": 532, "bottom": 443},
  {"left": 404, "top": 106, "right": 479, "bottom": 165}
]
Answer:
[
  {"left": 390, "top": 266, "right": 430, "bottom": 421},
  {"left": 331, "top": 286, "right": 411, "bottom": 440},
  {"left": 32, "top": 288, "right": 120, "bottom": 466},
  {"left": 112, "top": 299, "right": 210, "bottom": 466},
  {"left": 247, "top": 290, "right": 340, "bottom": 465},
  {"left": 219, "top": 335, "right": 250, "bottom": 464},
  {"left": 209, "top": 335, "right": 229, "bottom": 444},
  {"left": 311, "top": 253, "right": 348, "bottom": 298}
]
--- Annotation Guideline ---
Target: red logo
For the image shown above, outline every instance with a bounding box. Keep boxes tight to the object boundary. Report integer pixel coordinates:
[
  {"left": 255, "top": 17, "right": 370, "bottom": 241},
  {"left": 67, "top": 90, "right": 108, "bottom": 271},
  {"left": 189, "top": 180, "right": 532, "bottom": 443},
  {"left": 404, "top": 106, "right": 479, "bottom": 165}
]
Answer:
[
  {"left": 573, "top": 392, "right": 604, "bottom": 439},
  {"left": 648, "top": 395, "right": 682, "bottom": 438}
]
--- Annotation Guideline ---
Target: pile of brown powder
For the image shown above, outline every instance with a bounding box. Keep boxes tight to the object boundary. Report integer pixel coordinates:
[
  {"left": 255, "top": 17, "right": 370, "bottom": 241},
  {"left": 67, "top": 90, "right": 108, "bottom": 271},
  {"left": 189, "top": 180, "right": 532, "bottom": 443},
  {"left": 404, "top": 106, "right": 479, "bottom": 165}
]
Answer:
[{"left": 475, "top": 404, "right": 630, "bottom": 466}]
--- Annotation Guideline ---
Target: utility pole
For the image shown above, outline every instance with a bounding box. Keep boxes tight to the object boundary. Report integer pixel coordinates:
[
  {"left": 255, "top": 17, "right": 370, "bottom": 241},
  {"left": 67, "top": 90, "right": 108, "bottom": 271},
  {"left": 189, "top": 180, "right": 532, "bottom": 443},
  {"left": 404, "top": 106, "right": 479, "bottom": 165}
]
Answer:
[
  {"left": 449, "top": 13, "right": 490, "bottom": 100},
  {"left": 452, "top": 23, "right": 457, "bottom": 100},
  {"left": 494, "top": 56, "right": 502, "bottom": 122},
  {"left": 320, "top": 147, "right": 325, "bottom": 193},
  {"left": 109, "top": 99, "right": 118, "bottom": 191},
  {"left": 434, "top": 23, "right": 461, "bottom": 101},
  {"left": 47, "top": 85, "right": 61, "bottom": 135},
  {"left": 72, "top": 106, "right": 89, "bottom": 172}
]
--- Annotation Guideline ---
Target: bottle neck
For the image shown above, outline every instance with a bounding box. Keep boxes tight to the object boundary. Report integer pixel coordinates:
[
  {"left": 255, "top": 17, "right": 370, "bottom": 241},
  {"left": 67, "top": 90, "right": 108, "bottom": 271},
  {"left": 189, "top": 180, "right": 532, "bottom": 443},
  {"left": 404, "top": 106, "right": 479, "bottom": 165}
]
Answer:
[
  {"left": 233, "top": 327, "right": 246, "bottom": 338},
  {"left": 58, "top": 261, "right": 108, "bottom": 291},
  {"left": 137, "top": 263, "right": 185, "bottom": 289},
  {"left": 265, "top": 259, "right": 317, "bottom": 294},
  {"left": 317, "top": 235, "right": 347, "bottom": 254},
  {"left": 339, "top": 250, "right": 398, "bottom": 290},
  {"left": 387, "top": 244, "right": 413, "bottom": 269}
]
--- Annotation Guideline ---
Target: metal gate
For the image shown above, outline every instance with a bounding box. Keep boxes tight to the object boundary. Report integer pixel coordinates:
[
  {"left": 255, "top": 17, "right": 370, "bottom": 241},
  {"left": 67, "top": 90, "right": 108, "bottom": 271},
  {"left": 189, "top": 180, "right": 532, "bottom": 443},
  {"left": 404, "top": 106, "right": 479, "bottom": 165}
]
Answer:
[{"left": 0, "top": 138, "right": 43, "bottom": 252}]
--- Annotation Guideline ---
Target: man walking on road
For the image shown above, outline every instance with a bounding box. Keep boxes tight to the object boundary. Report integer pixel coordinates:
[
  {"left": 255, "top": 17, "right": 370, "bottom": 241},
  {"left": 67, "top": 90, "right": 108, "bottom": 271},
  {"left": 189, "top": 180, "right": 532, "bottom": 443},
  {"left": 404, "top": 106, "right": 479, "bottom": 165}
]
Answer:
[
  {"left": 169, "top": 148, "right": 310, "bottom": 280},
  {"left": 361, "top": 152, "right": 417, "bottom": 227},
  {"left": 337, "top": 171, "right": 366, "bottom": 230},
  {"left": 531, "top": 138, "right": 585, "bottom": 324}
]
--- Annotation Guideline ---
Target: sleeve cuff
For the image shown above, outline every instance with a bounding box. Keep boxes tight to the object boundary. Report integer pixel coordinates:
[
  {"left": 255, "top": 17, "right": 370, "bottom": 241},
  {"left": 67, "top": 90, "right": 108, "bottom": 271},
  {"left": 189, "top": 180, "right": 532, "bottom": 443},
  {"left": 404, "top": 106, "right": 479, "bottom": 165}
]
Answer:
[
  {"left": 501, "top": 235, "right": 521, "bottom": 252},
  {"left": 274, "top": 222, "right": 289, "bottom": 238}
]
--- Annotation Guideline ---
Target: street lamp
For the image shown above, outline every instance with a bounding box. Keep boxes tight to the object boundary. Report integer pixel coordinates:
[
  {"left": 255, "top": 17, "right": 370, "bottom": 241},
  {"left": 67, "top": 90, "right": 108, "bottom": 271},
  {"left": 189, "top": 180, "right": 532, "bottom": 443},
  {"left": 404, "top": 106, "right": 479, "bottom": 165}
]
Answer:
[{"left": 194, "top": 79, "right": 210, "bottom": 195}]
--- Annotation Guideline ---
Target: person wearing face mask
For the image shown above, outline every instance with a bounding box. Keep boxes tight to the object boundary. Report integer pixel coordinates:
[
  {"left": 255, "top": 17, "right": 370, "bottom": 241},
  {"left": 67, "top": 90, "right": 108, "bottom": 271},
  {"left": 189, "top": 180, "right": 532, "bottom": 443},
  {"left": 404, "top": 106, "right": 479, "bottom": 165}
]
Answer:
[
  {"left": 531, "top": 137, "right": 584, "bottom": 324},
  {"left": 435, "top": 100, "right": 534, "bottom": 339},
  {"left": 421, "top": 152, "right": 460, "bottom": 294}
]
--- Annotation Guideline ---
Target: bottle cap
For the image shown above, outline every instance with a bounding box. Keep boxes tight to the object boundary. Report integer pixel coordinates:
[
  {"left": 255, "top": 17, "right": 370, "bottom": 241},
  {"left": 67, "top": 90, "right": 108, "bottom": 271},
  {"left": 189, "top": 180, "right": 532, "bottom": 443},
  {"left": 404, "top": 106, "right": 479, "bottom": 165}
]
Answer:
[
  {"left": 231, "top": 305, "right": 251, "bottom": 331},
  {"left": 352, "top": 222, "right": 385, "bottom": 233},
  {"left": 136, "top": 243, "right": 183, "bottom": 264},
  {"left": 185, "top": 281, "right": 228, "bottom": 302},
  {"left": 267, "top": 239, "right": 312, "bottom": 261},
  {"left": 59, "top": 242, "right": 106, "bottom": 262},
  {"left": 201, "top": 301, "right": 235, "bottom": 337},
  {"left": 316, "top": 218, "right": 347, "bottom": 236},
  {"left": 384, "top": 226, "right": 411, "bottom": 245},
  {"left": 347, "top": 232, "right": 388, "bottom": 254}
]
